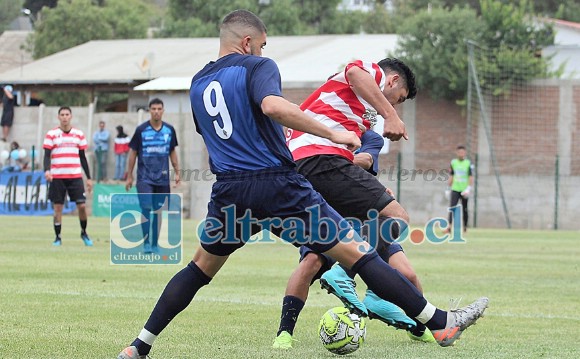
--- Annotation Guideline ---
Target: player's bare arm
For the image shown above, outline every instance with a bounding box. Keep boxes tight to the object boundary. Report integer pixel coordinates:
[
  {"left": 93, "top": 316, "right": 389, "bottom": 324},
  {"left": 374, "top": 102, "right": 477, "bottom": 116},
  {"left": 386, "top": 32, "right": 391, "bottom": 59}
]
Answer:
[
  {"left": 125, "top": 149, "right": 138, "bottom": 191},
  {"left": 346, "top": 66, "right": 408, "bottom": 141},
  {"left": 170, "top": 150, "right": 180, "bottom": 186},
  {"left": 262, "top": 95, "right": 361, "bottom": 151}
]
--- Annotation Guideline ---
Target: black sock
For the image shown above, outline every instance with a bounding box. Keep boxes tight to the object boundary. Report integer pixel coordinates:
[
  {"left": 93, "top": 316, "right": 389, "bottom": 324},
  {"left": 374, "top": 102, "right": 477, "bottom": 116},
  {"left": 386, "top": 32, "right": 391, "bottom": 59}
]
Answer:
[
  {"left": 352, "top": 252, "right": 448, "bottom": 330},
  {"left": 131, "top": 261, "right": 211, "bottom": 355},
  {"left": 277, "top": 295, "right": 305, "bottom": 336},
  {"left": 54, "top": 223, "right": 61, "bottom": 238},
  {"left": 410, "top": 320, "right": 427, "bottom": 337},
  {"left": 425, "top": 310, "right": 448, "bottom": 330},
  {"left": 351, "top": 252, "right": 430, "bottom": 315},
  {"left": 80, "top": 220, "right": 87, "bottom": 234}
]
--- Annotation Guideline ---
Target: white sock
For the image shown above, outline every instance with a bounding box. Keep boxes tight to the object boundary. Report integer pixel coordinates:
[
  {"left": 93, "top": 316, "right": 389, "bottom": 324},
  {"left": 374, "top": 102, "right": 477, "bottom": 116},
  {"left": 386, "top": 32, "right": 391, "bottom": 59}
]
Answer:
[
  {"left": 138, "top": 328, "right": 157, "bottom": 346},
  {"left": 415, "top": 302, "right": 437, "bottom": 324}
]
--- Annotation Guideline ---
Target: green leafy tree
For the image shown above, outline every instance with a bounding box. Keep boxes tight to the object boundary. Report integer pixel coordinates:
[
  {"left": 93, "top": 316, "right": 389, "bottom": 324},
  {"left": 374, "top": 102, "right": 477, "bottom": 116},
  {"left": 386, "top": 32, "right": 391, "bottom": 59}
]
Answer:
[
  {"left": 395, "top": 0, "right": 555, "bottom": 100},
  {"left": 477, "top": 0, "right": 554, "bottom": 96},
  {"left": 361, "top": 4, "right": 396, "bottom": 34},
  {"left": 32, "top": 0, "right": 113, "bottom": 58},
  {"left": 553, "top": 0, "right": 580, "bottom": 23},
  {"left": 31, "top": 0, "right": 150, "bottom": 106},
  {"left": 259, "top": 0, "right": 303, "bottom": 35},
  {"left": 160, "top": 0, "right": 359, "bottom": 37},
  {"left": 102, "top": 0, "right": 151, "bottom": 39},
  {"left": 0, "top": 0, "right": 24, "bottom": 32},
  {"left": 157, "top": 0, "right": 258, "bottom": 37},
  {"left": 395, "top": 6, "right": 484, "bottom": 100}
]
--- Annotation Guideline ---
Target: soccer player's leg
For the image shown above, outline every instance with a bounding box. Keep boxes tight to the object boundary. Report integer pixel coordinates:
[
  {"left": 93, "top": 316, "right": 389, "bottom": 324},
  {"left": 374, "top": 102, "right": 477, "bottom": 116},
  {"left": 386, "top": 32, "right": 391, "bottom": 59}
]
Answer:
[
  {"left": 446, "top": 191, "right": 461, "bottom": 233},
  {"left": 273, "top": 247, "right": 331, "bottom": 349},
  {"left": 149, "top": 187, "right": 171, "bottom": 253},
  {"left": 385, "top": 244, "right": 434, "bottom": 343},
  {"left": 324, "top": 237, "right": 488, "bottom": 347},
  {"left": 136, "top": 182, "right": 154, "bottom": 253},
  {"left": 67, "top": 178, "right": 92, "bottom": 246},
  {"left": 48, "top": 179, "right": 66, "bottom": 245},
  {"left": 358, "top": 214, "right": 416, "bottom": 331},
  {"left": 118, "top": 177, "right": 256, "bottom": 358}
]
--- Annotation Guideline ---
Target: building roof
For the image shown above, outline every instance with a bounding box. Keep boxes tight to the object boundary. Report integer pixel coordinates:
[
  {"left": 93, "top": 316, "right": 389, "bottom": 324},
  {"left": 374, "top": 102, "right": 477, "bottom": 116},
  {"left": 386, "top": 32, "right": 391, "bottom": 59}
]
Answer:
[
  {"left": 0, "top": 30, "right": 33, "bottom": 77},
  {"left": 0, "top": 34, "right": 399, "bottom": 90}
]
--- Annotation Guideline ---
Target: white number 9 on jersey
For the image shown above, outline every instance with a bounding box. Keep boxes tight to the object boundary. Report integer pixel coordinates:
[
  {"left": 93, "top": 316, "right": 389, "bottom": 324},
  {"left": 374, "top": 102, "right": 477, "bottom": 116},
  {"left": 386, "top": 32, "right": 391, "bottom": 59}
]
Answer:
[{"left": 203, "top": 81, "right": 233, "bottom": 139}]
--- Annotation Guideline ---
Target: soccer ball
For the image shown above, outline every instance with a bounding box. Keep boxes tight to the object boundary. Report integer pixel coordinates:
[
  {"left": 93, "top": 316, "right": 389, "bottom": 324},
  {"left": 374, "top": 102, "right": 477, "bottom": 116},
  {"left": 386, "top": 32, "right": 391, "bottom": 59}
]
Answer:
[{"left": 318, "top": 307, "right": 366, "bottom": 355}]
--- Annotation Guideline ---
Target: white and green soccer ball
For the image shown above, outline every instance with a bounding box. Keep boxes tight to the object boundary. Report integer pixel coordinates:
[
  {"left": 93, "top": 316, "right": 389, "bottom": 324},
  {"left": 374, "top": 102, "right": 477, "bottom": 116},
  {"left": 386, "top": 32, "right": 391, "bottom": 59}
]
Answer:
[{"left": 318, "top": 307, "right": 366, "bottom": 355}]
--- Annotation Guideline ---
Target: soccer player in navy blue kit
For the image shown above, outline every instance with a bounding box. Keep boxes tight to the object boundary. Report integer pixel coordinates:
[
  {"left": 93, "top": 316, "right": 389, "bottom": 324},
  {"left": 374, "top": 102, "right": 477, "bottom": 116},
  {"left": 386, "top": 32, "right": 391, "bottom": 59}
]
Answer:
[
  {"left": 125, "top": 98, "right": 181, "bottom": 254},
  {"left": 117, "top": 10, "right": 487, "bottom": 358}
]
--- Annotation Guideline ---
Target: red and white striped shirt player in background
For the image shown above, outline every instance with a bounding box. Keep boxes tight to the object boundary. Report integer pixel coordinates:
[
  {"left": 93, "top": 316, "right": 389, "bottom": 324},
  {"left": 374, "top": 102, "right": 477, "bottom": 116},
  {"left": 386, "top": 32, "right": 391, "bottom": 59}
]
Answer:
[{"left": 43, "top": 106, "right": 93, "bottom": 247}]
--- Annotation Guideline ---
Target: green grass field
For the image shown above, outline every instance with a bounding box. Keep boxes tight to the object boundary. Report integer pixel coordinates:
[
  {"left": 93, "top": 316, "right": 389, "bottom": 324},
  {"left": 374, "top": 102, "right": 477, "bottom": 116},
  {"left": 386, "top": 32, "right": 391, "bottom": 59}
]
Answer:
[{"left": 0, "top": 216, "right": 579, "bottom": 359}]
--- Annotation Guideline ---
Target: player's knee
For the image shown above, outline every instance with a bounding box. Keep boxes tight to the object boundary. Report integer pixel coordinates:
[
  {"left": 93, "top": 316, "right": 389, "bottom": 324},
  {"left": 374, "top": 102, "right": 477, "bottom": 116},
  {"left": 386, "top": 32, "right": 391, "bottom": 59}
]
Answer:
[
  {"left": 381, "top": 202, "right": 409, "bottom": 224},
  {"left": 301, "top": 253, "right": 324, "bottom": 275}
]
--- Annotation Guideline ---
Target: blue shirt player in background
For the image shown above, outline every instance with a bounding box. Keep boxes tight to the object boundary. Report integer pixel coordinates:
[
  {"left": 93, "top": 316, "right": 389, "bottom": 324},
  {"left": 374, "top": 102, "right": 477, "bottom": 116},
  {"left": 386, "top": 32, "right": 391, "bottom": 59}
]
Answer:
[
  {"left": 117, "top": 9, "right": 487, "bottom": 359},
  {"left": 125, "top": 98, "right": 181, "bottom": 254}
]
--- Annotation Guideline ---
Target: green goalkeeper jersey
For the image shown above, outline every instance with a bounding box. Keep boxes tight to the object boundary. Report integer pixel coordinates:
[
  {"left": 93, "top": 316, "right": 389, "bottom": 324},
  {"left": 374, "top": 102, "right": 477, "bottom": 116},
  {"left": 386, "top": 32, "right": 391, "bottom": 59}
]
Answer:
[{"left": 450, "top": 158, "right": 473, "bottom": 192}]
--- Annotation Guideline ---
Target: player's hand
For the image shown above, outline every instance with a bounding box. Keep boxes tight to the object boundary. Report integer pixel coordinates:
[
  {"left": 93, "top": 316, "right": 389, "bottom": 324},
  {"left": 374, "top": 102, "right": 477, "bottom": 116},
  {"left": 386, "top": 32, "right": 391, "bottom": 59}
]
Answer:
[
  {"left": 386, "top": 188, "right": 395, "bottom": 198},
  {"left": 86, "top": 179, "right": 93, "bottom": 194},
  {"left": 383, "top": 114, "right": 408, "bottom": 141},
  {"left": 330, "top": 131, "right": 361, "bottom": 151},
  {"left": 174, "top": 172, "right": 181, "bottom": 187},
  {"left": 125, "top": 176, "right": 133, "bottom": 192},
  {"left": 461, "top": 186, "right": 472, "bottom": 198},
  {"left": 44, "top": 170, "right": 52, "bottom": 182}
]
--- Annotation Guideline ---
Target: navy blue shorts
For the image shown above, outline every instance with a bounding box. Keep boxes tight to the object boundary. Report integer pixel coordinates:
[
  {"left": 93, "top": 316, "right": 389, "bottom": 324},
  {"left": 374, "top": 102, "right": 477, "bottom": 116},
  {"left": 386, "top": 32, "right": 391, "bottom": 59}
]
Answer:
[
  {"left": 199, "top": 166, "right": 348, "bottom": 256},
  {"left": 299, "top": 216, "right": 404, "bottom": 283},
  {"left": 136, "top": 182, "right": 171, "bottom": 210}
]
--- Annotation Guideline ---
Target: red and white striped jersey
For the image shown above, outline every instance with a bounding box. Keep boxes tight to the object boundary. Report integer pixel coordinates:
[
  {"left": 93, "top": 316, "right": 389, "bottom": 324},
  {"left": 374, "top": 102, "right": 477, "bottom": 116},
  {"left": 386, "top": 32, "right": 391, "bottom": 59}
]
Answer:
[
  {"left": 287, "top": 60, "right": 385, "bottom": 162},
  {"left": 114, "top": 136, "right": 130, "bottom": 154},
  {"left": 43, "top": 127, "right": 88, "bottom": 179}
]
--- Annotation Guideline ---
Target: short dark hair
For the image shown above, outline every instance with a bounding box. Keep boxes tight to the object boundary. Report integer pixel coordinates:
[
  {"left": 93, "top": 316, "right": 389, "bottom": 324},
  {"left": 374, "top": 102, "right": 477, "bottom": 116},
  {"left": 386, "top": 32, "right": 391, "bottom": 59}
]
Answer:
[
  {"left": 457, "top": 145, "right": 466, "bottom": 150},
  {"left": 221, "top": 9, "right": 267, "bottom": 34},
  {"left": 377, "top": 58, "right": 417, "bottom": 100},
  {"left": 149, "top": 98, "right": 164, "bottom": 108},
  {"left": 58, "top": 106, "right": 72, "bottom": 114}
]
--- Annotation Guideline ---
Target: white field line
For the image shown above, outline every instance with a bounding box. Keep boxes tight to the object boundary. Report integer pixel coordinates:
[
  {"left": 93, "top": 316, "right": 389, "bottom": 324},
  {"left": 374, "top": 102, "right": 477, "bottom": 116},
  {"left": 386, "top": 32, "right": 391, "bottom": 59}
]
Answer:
[{"left": 11, "top": 289, "right": 580, "bottom": 321}]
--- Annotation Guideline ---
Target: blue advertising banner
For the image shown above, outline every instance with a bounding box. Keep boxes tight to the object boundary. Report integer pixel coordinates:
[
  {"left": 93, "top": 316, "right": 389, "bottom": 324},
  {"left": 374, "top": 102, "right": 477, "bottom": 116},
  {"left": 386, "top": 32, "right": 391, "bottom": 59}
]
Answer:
[{"left": 0, "top": 171, "right": 76, "bottom": 215}]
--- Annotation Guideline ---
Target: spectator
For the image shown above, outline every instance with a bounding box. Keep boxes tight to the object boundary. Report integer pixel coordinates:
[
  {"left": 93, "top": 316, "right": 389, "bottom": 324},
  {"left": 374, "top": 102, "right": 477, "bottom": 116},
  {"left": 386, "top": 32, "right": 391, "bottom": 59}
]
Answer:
[
  {"left": 1, "top": 141, "right": 27, "bottom": 172},
  {"left": 93, "top": 120, "right": 110, "bottom": 182},
  {"left": 114, "top": 125, "right": 130, "bottom": 181},
  {"left": 1, "top": 85, "right": 15, "bottom": 142}
]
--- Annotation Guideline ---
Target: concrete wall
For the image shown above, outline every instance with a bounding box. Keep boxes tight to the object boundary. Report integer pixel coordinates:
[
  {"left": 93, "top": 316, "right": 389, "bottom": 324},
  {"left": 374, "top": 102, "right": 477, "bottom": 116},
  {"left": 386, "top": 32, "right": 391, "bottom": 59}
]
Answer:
[{"left": 3, "top": 79, "right": 579, "bottom": 230}]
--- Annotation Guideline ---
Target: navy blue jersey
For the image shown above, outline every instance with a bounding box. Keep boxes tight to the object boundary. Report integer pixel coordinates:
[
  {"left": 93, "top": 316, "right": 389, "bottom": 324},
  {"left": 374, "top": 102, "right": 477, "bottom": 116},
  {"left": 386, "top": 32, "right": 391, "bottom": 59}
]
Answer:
[
  {"left": 190, "top": 53, "right": 295, "bottom": 174},
  {"left": 129, "top": 121, "right": 178, "bottom": 186},
  {"left": 359, "top": 130, "right": 384, "bottom": 176}
]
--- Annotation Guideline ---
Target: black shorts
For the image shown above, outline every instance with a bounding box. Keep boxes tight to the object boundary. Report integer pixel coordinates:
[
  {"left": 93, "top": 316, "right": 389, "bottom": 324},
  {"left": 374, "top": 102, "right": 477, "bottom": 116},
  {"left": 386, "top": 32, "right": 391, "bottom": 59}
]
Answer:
[
  {"left": 1, "top": 111, "right": 14, "bottom": 127},
  {"left": 296, "top": 155, "right": 394, "bottom": 220},
  {"left": 48, "top": 178, "right": 86, "bottom": 205}
]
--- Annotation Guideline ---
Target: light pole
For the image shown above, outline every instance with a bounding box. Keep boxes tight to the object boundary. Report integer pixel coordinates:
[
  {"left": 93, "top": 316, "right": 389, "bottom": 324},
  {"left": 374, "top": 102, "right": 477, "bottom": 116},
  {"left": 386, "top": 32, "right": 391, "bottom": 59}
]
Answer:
[{"left": 21, "top": 8, "right": 36, "bottom": 28}]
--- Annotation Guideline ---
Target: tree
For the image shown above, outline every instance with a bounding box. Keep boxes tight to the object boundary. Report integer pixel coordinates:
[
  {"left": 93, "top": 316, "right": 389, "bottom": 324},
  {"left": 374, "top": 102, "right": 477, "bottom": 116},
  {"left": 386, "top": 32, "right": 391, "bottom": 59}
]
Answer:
[
  {"left": 395, "top": 6, "right": 484, "bottom": 100},
  {"left": 0, "top": 0, "right": 23, "bottom": 32},
  {"left": 394, "top": 0, "right": 555, "bottom": 101},
  {"left": 30, "top": 0, "right": 151, "bottom": 106},
  {"left": 477, "top": 0, "right": 554, "bottom": 96},
  {"left": 159, "top": 0, "right": 361, "bottom": 37}
]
